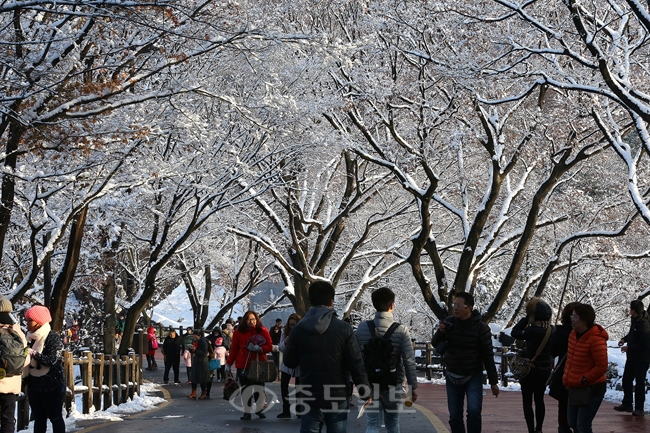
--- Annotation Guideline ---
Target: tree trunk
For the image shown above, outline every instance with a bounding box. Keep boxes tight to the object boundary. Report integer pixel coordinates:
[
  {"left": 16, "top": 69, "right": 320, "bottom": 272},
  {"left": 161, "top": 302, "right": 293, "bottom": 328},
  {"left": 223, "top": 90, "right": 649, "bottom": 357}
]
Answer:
[
  {"left": 0, "top": 122, "right": 22, "bottom": 267},
  {"left": 50, "top": 205, "right": 89, "bottom": 332}
]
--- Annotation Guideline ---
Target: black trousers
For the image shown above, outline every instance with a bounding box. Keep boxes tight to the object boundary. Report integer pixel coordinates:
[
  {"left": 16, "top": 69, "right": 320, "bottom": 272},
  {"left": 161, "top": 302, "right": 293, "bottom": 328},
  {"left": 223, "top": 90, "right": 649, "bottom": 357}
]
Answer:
[
  {"left": 28, "top": 386, "right": 65, "bottom": 433},
  {"left": 621, "top": 358, "right": 650, "bottom": 410},
  {"left": 0, "top": 393, "right": 16, "bottom": 433},
  {"left": 163, "top": 357, "right": 180, "bottom": 383},
  {"left": 520, "top": 369, "right": 550, "bottom": 433},
  {"left": 280, "top": 371, "right": 301, "bottom": 413}
]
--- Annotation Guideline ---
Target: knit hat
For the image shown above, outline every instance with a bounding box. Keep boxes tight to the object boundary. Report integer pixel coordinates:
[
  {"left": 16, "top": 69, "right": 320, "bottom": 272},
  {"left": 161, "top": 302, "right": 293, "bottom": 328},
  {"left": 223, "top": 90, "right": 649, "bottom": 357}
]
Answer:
[
  {"left": 534, "top": 301, "right": 552, "bottom": 321},
  {"left": 215, "top": 337, "right": 223, "bottom": 346},
  {"left": 0, "top": 296, "right": 12, "bottom": 313},
  {"left": 25, "top": 305, "right": 52, "bottom": 325}
]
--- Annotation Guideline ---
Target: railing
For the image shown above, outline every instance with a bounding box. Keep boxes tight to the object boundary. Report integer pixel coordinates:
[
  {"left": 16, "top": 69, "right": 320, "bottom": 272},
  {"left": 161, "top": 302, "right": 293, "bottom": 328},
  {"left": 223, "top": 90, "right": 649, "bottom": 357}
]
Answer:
[{"left": 16, "top": 331, "right": 145, "bottom": 431}]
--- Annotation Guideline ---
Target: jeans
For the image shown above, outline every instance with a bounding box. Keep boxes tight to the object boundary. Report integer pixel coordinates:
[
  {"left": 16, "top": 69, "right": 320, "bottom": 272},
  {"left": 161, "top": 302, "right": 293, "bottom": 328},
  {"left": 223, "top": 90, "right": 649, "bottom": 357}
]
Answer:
[
  {"left": 300, "top": 400, "right": 349, "bottom": 433},
  {"left": 566, "top": 392, "right": 604, "bottom": 433},
  {"left": 0, "top": 393, "right": 17, "bottom": 433},
  {"left": 446, "top": 372, "right": 484, "bottom": 433},
  {"left": 366, "top": 388, "right": 401, "bottom": 433},
  {"left": 621, "top": 358, "right": 650, "bottom": 410},
  {"left": 27, "top": 386, "right": 66, "bottom": 433}
]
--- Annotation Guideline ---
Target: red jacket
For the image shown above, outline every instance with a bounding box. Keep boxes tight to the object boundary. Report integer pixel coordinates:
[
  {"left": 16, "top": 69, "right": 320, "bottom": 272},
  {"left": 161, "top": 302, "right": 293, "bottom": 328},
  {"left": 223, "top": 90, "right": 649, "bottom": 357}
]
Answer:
[
  {"left": 226, "top": 326, "right": 273, "bottom": 370},
  {"left": 562, "top": 324, "right": 608, "bottom": 388}
]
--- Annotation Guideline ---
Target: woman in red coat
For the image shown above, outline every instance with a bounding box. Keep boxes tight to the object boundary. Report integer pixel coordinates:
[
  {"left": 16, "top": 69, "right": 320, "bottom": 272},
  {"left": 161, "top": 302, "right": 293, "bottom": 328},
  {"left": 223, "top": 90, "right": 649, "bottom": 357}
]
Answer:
[
  {"left": 225, "top": 310, "right": 273, "bottom": 420},
  {"left": 562, "top": 303, "right": 608, "bottom": 433}
]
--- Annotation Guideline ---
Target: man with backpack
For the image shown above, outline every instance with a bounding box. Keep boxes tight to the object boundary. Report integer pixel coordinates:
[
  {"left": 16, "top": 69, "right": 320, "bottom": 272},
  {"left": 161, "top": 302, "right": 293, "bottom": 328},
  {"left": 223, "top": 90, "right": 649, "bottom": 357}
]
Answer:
[
  {"left": 356, "top": 287, "right": 418, "bottom": 433},
  {"left": 0, "top": 296, "right": 28, "bottom": 433}
]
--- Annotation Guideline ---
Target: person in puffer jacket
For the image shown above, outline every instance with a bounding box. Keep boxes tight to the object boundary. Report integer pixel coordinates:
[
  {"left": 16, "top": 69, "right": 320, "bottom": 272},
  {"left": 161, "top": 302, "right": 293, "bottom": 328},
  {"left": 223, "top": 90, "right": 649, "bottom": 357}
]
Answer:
[
  {"left": 562, "top": 303, "right": 608, "bottom": 433},
  {"left": 511, "top": 298, "right": 554, "bottom": 433}
]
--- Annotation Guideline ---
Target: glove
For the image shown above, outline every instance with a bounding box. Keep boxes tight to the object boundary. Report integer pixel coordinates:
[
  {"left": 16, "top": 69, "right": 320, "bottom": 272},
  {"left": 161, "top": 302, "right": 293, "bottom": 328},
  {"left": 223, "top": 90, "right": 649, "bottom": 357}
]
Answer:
[
  {"left": 247, "top": 343, "right": 262, "bottom": 352},
  {"left": 225, "top": 364, "right": 231, "bottom": 374}
]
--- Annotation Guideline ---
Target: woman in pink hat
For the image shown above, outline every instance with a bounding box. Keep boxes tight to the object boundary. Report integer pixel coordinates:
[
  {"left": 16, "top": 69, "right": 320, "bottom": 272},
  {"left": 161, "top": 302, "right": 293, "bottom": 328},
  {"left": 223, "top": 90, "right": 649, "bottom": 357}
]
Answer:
[{"left": 24, "top": 305, "right": 65, "bottom": 433}]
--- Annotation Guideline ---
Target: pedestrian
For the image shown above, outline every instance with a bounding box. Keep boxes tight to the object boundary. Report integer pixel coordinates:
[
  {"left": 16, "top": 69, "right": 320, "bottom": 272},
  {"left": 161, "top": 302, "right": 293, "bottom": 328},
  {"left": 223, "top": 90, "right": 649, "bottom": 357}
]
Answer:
[
  {"left": 0, "top": 296, "right": 28, "bottom": 433},
  {"left": 24, "top": 305, "right": 66, "bottom": 433},
  {"left": 146, "top": 325, "right": 158, "bottom": 370},
  {"left": 162, "top": 327, "right": 183, "bottom": 385},
  {"left": 431, "top": 292, "right": 500, "bottom": 433},
  {"left": 225, "top": 310, "right": 273, "bottom": 420},
  {"left": 187, "top": 330, "right": 210, "bottom": 399},
  {"left": 511, "top": 298, "right": 554, "bottom": 433},
  {"left": 284, "top": 281, "right": 370, "bottom": 433},
  {"left": 356, "top": 287, "right": 419, "bottom": 433},
  {"left": 214, "top": 337, "right": 227, "bottom": 382},
  {"left": 549, "top": 302, "right": 580, "bottom": 433},
  {"left": 562, "top": 303, "right": 608, "bottom": 433},
  {"left": 271, "top": 318, "right": 283, "bottom": 371},
  {"left": 613, "top": 299, "right": 650, "bottom": 416},
  {"left": 277, "top": 313, "right": 302, "bottom": 419},
  {"left": 207, "top": 327, "right": 222, "bottom": 348}
]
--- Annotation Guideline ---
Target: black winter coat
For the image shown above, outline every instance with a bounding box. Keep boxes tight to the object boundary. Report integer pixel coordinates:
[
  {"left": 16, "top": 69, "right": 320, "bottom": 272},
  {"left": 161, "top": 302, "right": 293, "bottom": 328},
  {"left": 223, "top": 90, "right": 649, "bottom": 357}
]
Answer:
[
  {"left": 431, "top": 310, "right": 499, "bottom": 385},
  {"left": 548, "top": 323, "right": 572, "bottom": 400},
  {"left": 511, "top": 318, "right": 554, "bottom": 372},
  {"left": 284, "top": 306, "right": 369, "bottom": 408},
  {"left": 28, "top": 330, "right": 65, "bottom": 393},
  {"left": 162, "top": 335, "right": 183, "bottom": 360},
  {"left": 623, "top": 311, "right": 650, "bottom": 363}
]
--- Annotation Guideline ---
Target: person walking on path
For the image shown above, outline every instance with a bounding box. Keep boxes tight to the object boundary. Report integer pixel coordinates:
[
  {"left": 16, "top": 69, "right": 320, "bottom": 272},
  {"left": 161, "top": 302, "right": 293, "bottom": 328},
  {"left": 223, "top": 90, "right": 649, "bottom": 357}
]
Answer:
[
  {"left": 277, "top": 313, "right": 302, "bottom": 419},
  {"left": 356, "top": 287, "right": 419, "bottom": 433},
  {"left": 225, "top": 310, "right": 273, "bottom": 420},
  {"left": 549, "top": 302, "right": 580, "bottom": 433},
  {"left": 511, "top": 298, "right": 554, "bottom": 433},
  {"left": 284, "top": 281, "right": 371, "bottom": 433},
  {"left": 613, "top": 300, "right": 650, "bottom": 416},
  {"left": 214, "top": 337, "right": 228, "bottom": 382},
  {"left": 187, "top": 330, "right": 210, "bottom": 399},
  {"left": 271, "top": 318, "right": 283, "bottom": 373},
  {"left": 563, "top": 303, "right": 609, "bottom": 433},
  {"left": 0, "top": 296, "right": 28, "bottom": 433},
  {"left": 146, "top": 326, "right": 158, "bottom": 371},
  {"left": 24, "top": 305, "right": 66, "bottom": 433},
  {"left": 162, "top": 327, "right": 183, "bottom": 385},
  {"left": 431, "top": 292, "right": 500, "bottom": 433}
]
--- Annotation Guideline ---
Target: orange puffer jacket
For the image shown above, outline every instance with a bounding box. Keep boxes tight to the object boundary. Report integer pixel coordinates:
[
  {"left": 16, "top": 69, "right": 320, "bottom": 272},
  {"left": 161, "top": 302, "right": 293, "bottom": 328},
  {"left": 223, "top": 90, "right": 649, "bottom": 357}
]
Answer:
[{"left": 562, "top": 324, "right": 609, "bottom": 388}]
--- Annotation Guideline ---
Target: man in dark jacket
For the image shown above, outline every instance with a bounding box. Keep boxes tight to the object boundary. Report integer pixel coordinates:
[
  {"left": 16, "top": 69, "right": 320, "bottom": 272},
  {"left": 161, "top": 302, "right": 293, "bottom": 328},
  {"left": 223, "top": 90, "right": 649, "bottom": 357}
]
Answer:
[
  {"left": 432, "top": 292, "right": 499, "bottom": 433},
  {"left": 161, "top": 327, "right": 183, "bottom": 384},
  {"left": 614, "top": 300, "right": 650, "bottom": 416},
  {"left": 284, "top": 281, "right": 370, "bottom": 433}
]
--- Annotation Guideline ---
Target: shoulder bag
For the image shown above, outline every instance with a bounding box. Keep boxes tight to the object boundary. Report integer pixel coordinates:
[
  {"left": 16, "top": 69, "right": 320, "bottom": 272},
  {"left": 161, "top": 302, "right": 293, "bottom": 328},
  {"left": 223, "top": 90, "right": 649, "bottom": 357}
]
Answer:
[
  {"left": 246, "top": 352, "right": 277, "bottom": 383},
  {"left": 509, "top": 325, "right": 552, "bottom": 381}
]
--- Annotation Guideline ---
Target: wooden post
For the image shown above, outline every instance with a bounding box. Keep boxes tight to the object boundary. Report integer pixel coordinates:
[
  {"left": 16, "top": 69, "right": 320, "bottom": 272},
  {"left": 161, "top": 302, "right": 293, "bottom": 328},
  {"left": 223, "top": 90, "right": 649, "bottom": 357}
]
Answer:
[
  {"left": 501, "top": 347, "right": 510, "bottom": 387},
  {"left": 93, "top": 354, "right": 104, "bottom": 411},
  {"left": 138, "top": 330, "right": 144, "bottom": 372},
  {"left": 426, "top": 343, "right": 433, "bottom": 381},
  {"left": 104, "top": 355, "right": 114, "bottom": 410},
  {"left": 114, "top": 355, "right": 122, "bottom": 406},
  {"left": 83, "top": 351, "right": 93, "bottom": 414},
  {"left": 121, "top": 356, "right": 129, "bottom": 403},
  {"left": 64, "top": 351, "right": 74, "bottom": 415}
]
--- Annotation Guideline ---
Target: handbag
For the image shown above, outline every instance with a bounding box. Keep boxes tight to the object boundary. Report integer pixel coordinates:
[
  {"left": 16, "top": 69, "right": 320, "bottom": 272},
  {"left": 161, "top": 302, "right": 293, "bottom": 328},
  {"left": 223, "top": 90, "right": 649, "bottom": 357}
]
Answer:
[
  {"left": 246, "top": 352, "right": 277, "bottom": 383},
  {"left": 209, "top": 358, "right": 221, "bottom": 371},
  {"left": 546, "top": 353, "right": 567, "bottom": 400},
  {"left": 508, "top": 325, "right": 552, "bottom": 381},
  {"left": 568, "top": 386, "right": 591, "bottom": 406}
]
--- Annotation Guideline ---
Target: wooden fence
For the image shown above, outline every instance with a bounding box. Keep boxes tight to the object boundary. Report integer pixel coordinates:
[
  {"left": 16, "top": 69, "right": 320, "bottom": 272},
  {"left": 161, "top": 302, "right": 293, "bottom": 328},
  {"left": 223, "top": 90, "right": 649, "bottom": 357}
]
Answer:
[{"left": 16, "top": 331, "right": 146, "bottom": 431}]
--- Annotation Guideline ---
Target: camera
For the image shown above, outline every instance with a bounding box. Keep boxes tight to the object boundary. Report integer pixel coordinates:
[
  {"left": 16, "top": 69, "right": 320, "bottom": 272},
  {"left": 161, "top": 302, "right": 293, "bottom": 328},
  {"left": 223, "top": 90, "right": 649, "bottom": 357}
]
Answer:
[{"left": 442, "top": 320, "right": 454, "bottom": 332}]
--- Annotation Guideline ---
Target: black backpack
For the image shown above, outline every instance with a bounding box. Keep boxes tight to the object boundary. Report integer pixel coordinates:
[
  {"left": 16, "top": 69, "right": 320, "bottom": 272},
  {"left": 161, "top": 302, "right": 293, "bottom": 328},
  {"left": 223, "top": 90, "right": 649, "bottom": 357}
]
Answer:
[
  {"left": 362, "top": 321, "right": 400, "bottom": 391},
  {"left": 0, "top": 326, "right": 27, "bottom": 377}
]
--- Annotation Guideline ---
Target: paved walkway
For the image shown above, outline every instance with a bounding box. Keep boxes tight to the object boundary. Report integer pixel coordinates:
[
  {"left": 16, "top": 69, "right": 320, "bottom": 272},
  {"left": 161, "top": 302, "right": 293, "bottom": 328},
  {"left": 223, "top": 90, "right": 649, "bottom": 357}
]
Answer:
[{"left": 75, "top": 358, "right": 647, "bottom": 433}]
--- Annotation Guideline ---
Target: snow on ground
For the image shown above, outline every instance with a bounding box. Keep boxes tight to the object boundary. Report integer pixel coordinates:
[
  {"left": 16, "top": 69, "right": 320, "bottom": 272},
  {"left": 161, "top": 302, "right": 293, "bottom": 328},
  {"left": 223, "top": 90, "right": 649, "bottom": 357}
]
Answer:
[{"left": 19, "top": 383, "right": 165, "bottom": 432}]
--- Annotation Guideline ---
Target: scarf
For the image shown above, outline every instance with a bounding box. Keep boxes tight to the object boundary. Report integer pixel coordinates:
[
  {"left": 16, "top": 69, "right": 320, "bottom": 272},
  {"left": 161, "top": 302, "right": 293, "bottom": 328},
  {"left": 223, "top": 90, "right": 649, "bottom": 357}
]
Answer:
[{"left": 26, "top": 322, "right": 51, "bottom": 377}]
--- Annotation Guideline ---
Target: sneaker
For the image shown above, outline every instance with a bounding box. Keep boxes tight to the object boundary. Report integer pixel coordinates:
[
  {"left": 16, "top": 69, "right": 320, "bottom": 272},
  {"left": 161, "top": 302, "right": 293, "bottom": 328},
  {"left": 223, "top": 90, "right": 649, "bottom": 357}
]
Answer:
[
  {"left": 632, "top": 409, "right": 645, "bottom": 416},
  {"left": 613, "top": 404, "right": 633, "bottom": 412},
  {"left": 163, "top": 381, "right": 169, "bottom": 385},
  {"left": 277, "top": 412, "right": 291, "bottom": 419}
]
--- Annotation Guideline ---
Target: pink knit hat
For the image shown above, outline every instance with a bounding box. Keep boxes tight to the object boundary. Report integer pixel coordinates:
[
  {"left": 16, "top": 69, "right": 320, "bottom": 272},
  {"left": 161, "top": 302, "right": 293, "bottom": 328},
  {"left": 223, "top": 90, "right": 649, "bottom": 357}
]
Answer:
[{"left": 25, "top": 305, "right": 52, "bottom": 325}]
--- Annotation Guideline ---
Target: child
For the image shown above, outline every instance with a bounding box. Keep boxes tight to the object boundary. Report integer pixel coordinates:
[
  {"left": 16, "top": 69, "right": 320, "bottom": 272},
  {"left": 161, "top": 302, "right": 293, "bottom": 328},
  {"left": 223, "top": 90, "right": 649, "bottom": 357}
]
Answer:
[{"left": 214, "top": 337, "right": 228, "bottom": 382}]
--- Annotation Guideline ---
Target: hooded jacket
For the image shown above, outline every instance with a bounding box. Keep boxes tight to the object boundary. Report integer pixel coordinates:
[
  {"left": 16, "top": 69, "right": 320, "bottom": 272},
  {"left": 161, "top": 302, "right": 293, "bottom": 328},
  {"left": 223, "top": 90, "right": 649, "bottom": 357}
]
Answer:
[
  {"left": 284, "top": 306, "right": 369, "bottom": 408},
  {"left": 562, "top": 324, "right": 609, "bottom": 389},
  {"left": 622, "top": 311, "right": 650, "bottom": 363},
  {"left": 431, "top": 310, "right": 499, "bottom": 385}
]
